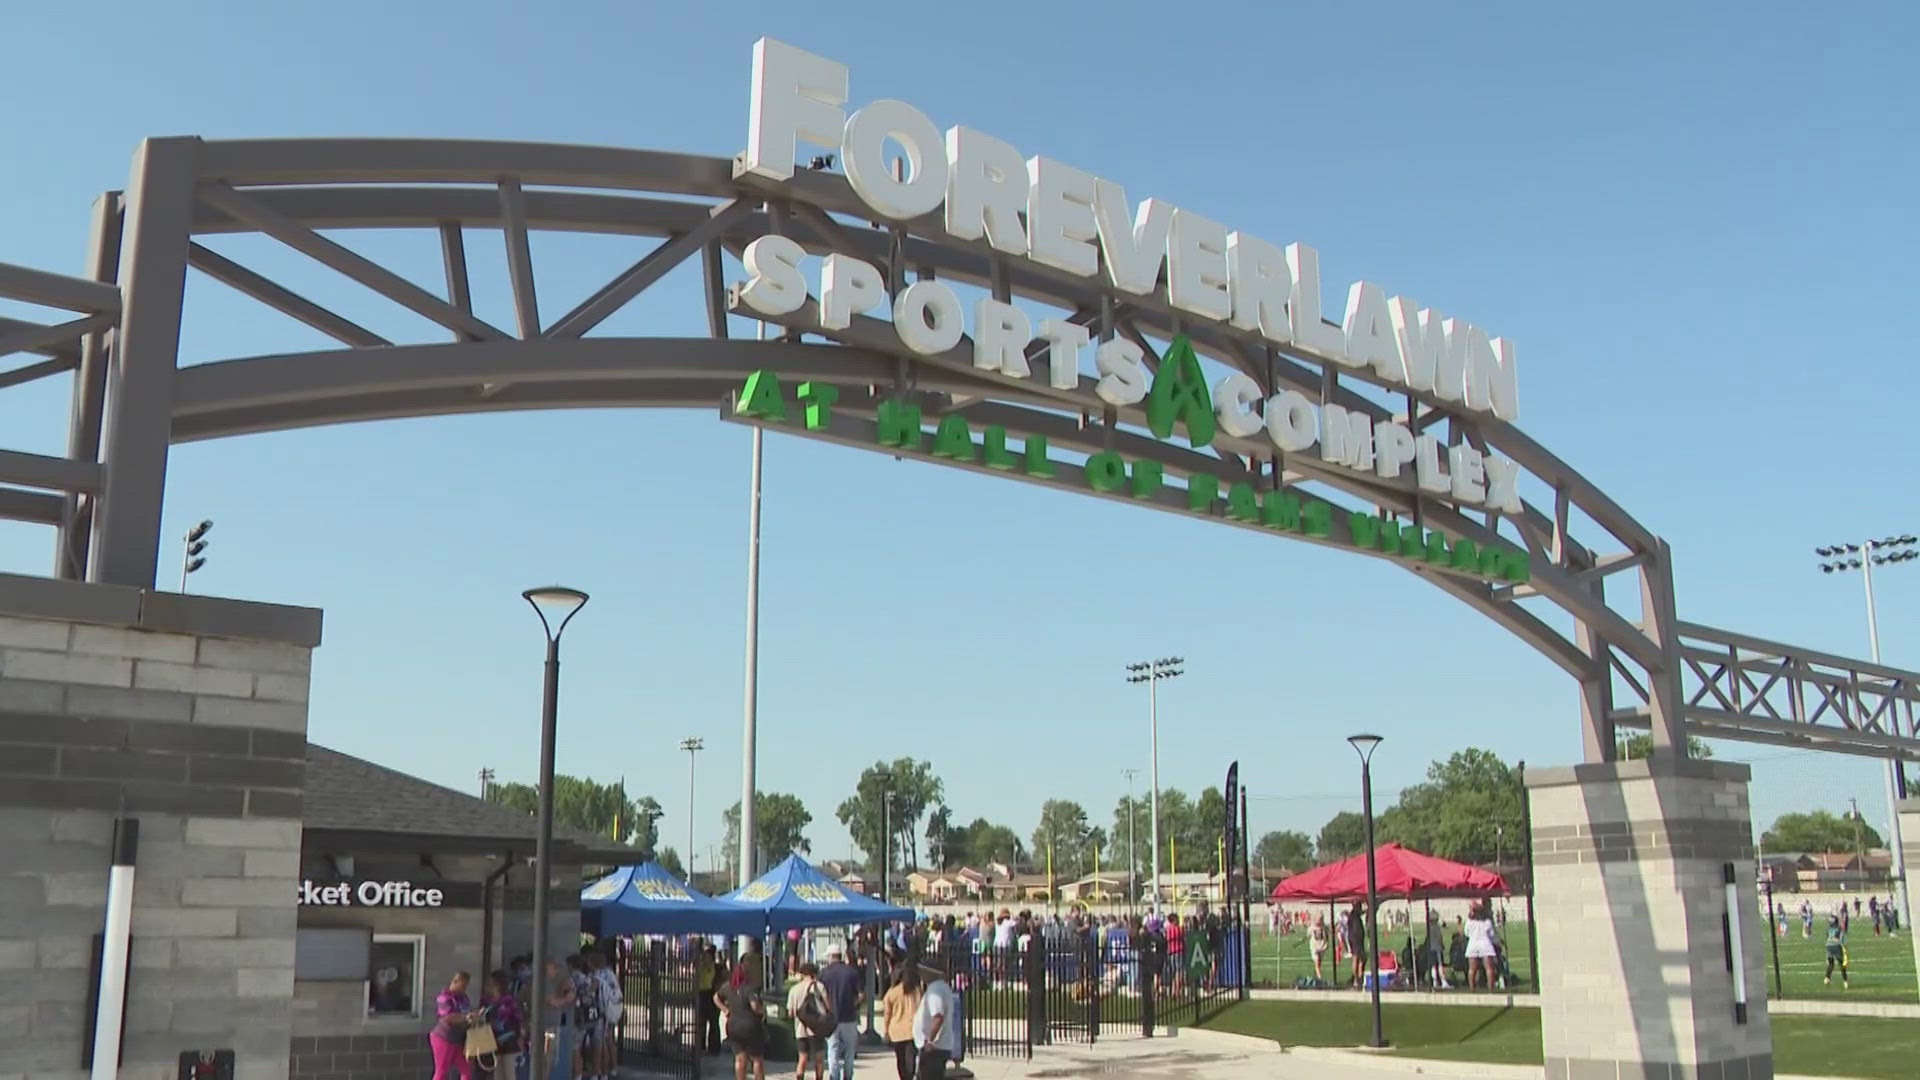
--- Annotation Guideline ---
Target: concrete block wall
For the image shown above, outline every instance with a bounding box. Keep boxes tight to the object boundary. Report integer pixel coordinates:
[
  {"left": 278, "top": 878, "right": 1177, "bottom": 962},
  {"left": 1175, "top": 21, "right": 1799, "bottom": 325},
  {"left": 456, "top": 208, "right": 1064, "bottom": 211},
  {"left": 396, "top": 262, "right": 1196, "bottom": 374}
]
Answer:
[
  {"left": 0, "top": 588, "right": 319, "bottom": 1080},
  {"left": 1527, "top": 758, "right": 1772, "bottom": 1080},
  {"left": 1896, "top": 799, "right": 1920, "bottom": 999}
]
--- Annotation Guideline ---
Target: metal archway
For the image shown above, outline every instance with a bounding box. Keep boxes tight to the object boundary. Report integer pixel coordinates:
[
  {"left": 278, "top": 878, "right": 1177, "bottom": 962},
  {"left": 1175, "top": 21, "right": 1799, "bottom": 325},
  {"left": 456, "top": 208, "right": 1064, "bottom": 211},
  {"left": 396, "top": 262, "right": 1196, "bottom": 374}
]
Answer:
[{"left": 0, "top": 135, "right": 1912, "bottom": 764}]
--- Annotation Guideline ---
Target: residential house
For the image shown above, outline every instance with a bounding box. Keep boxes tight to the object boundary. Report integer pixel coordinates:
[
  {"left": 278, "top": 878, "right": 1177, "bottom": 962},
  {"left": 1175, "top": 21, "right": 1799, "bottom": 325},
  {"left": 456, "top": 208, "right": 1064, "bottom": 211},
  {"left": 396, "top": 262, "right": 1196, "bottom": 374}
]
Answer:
[{"left": 1794, "top": 852, "right": 1891, "bottom": 892}]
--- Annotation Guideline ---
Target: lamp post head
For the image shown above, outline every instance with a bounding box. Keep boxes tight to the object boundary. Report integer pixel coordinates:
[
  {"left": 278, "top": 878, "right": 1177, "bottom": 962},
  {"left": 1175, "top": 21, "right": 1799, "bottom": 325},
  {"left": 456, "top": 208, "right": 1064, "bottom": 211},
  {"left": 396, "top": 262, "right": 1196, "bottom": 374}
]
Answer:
[
  {"left": 680, "top": 737, "right": 705, "bottom": 753},
  {"left": 523, "top": 586, "right": 589, "bottom": 643},
  {"left": 1347, "top": 734, "right": 1384, "bottom": 763}
]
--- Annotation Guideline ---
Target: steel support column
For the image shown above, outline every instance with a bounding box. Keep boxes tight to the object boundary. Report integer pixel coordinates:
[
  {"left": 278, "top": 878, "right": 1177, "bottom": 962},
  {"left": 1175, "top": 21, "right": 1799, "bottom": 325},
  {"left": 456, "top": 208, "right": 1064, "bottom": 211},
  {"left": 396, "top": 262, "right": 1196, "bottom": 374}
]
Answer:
[
  {"left": 89, "top": 138, "right": 199, "bottom": 588},
  {"left": 1638, "top": 540, "right": 1687, "bottom": 756},
  {"left": 57, "top": 192, "right": 123, "bottom": 580}
]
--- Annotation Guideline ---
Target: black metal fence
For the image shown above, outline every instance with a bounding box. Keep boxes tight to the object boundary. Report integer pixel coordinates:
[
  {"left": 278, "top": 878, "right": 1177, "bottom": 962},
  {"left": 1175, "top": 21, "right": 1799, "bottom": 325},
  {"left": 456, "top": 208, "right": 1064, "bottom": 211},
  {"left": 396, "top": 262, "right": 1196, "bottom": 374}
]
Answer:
[
  {"left": 921, "top": 918, "right": 1243, "bottom": 1061},
  {"left": 617, "top": 940, "right": 701, "bottom": 1080}
]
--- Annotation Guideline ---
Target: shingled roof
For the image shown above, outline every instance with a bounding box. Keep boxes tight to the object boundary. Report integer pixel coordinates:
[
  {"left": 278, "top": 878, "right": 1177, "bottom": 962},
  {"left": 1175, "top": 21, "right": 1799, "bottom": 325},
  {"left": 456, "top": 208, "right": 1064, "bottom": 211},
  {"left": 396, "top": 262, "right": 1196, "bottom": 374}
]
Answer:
[{"left": 304, "top": 744, "right": 634, "bottom": 863}]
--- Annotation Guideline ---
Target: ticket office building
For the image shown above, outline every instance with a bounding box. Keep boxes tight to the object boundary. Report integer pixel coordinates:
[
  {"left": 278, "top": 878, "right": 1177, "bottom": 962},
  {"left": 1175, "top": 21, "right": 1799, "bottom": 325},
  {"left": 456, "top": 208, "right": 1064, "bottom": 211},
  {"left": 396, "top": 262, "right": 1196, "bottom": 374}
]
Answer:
[{"left": 291, "top": 746, "right": 627, "bottom": 1080}]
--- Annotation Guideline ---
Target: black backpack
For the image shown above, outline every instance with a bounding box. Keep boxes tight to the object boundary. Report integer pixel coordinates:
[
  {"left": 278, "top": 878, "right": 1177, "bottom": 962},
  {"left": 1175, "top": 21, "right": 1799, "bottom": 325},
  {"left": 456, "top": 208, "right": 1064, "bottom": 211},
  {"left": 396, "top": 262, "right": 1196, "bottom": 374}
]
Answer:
[{"left": 795, "top": 983, "right": 836, "bottom": 1038}]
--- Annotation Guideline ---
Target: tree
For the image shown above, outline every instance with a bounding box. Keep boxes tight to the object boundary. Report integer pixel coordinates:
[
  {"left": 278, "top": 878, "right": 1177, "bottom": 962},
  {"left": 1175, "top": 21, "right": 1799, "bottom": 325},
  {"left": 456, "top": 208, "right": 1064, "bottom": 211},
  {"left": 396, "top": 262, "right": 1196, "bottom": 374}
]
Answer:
[
  {"left": 1317, "top": 812, "right": 1367, "bottom": 861},
  {"left": 1032, "top": 800, "right": 1102, "bottom": 877},
  {"left": 656, "top": 846, "right": 686, "bottom": 880},
  {"left": 955, "top": 818, "right": 1025, "bottom": 867},
  {"left": 1182, "top": 787, "right": 1229, "bottom": 872},
  {"left": 1620, "top": 734, "right": 1713, "bottom": 760},
  {"left": 1373, "top": 748, "right": 1526, "bottom": 865},
  {"left": 836, "top": 758, "right": 944, "bottom": 873},
  {"left": 1254, "top": 830, "right": 1314, "bottom": 874},
  {"left": 926, "top": 804, "right": 956, "bottom": 870},
  {"left": 486, "top": 774, "right": 661, "bottom": 849},
  {"left": 1762, "top": 810, "right": 1882, "bottom": 854},
  {"left": 723, "top": 792, "right": 813, "bottom": 873}
]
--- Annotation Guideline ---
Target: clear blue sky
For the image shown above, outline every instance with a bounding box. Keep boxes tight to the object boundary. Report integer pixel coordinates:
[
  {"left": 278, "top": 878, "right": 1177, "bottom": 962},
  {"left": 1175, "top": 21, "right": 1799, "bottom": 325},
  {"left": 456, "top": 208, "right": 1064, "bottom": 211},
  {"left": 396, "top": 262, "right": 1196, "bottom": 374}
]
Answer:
[{"left": 0, "top": 1, "right": 1916, "bottom": 873}]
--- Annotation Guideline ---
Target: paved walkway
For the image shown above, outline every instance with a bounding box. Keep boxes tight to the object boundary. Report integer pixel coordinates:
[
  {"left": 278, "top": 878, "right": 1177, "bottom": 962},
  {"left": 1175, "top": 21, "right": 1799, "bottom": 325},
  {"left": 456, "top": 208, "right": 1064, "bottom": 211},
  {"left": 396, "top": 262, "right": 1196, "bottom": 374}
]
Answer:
[{"left": 957, "top": 1030, "right": 1517, "bottom": 1080}]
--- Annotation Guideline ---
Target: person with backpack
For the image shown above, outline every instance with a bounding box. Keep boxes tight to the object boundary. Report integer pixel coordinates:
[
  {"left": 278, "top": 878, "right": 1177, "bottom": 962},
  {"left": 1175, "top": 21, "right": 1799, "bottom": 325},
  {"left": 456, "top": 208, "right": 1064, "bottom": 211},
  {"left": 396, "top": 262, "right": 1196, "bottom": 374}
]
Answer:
[
  {"left": 880, "top": 966, "right": 923, "bottom": 1080},
  {"left": 787, "top": 963, "right": 832, "bottom": 1080}
]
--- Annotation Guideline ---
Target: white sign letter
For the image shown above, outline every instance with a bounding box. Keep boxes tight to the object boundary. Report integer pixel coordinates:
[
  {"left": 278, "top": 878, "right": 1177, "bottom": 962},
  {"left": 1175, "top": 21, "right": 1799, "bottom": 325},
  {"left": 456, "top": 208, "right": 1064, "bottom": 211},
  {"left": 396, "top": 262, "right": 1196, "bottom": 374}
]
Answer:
[
  {"left": 973, "top": 298, "right": 1032, "bottom": 376},
  {"left": 1026, "top": 157, "right": 1100, "bottom": 277},
  {"left": 739, "top": 39, "right": 847, "bottom": 181},
  {"left": 1319, "top": 404, "right": 1374, "bottom": 470},
  {"left": 1092, "top": 182, "right": 1173, "bottom": 295},
  {"left": 1214, "top": 373, "right": 1264, "bottom": 439},
  {"left": 1374, "top": 421, "right": 1415, "bottom": 479},
  {"left": 1167, "top": 210, "right": 1231, "bottom": 321},
  {"left": 1094, "top": 338, "right": 1148, "bottom": 406},
  {"left": 946, "top": 127, "right": 1028, "bottom": 255},
  {"left": 1228, "top": 232, "right": 1293, "bottom": 343},
  {"left": 737, "top": 234, "right": 807, "bottom": 316},
  {"left": 1286, "top": 243, "right": 1348, "bottom": 361},
  {"left": 842, "top": 100, "right": 950, "bottom": 220},
  {"left": 820, "top": 254, "right": 884, "bottom": 330},
  {"left": 893, "top": 280, "right": 965, "bottom": 355},
  {"left": 1342, "top": 281, "right": 1401, "bottom": 379},
  {"left": 1034, "top": 318, "right": 1091, "bottom": 390},
  {"left": 1265, "top": 390, "right": 1317, "bottom": 452}
]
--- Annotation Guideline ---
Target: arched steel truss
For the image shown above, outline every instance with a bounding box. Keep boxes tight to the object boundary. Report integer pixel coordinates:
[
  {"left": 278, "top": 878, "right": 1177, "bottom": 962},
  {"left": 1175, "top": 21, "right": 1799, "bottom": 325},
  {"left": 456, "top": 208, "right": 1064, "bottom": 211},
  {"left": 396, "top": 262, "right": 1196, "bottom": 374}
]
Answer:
[{"left": 0, "top": 136, "right": 1911, "bottom": 764}]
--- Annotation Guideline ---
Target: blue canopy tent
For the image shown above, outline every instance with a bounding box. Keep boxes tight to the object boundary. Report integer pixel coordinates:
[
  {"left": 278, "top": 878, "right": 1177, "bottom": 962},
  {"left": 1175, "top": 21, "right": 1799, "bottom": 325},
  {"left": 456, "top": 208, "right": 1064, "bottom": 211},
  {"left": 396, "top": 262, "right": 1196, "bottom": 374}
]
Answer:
[
  {"left": 581, "top": 860, "right": 763, "bottom": 937},
  {"left": 719, "top": 853, "right": 915, "bottom": 932}
]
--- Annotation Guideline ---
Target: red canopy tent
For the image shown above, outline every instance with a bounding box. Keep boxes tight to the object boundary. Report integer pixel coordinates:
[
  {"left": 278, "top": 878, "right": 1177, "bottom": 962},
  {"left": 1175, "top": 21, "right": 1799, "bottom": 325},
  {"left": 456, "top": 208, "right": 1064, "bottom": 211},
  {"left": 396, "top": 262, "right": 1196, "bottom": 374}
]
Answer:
[{"left": 1270, "top": 843, "right": 1510, "bottom": 902}]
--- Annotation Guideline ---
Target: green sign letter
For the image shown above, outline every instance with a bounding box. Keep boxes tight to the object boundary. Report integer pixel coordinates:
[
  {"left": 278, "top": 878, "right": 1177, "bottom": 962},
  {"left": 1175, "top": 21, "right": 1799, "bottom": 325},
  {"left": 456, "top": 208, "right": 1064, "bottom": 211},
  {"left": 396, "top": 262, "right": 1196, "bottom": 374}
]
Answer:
[
  {"left": 1225, "top": 482, "right": 1259, "bottom": 523},
  {"left": 982, "top": 425, "right": 1019, "bottom": 470},
  {"left": 1187, "top": 473, "right": 1220, "bottom": 513},
  {"left": 932, "top": 414, "right": 978, "bottom": 461},
  {"left": 796, "top": 381, "right": 838, "bottom": 431},
  {"left": 1086, "top": 452, "right": 1127, "bottom": 493},
  {"left": 876, "top": 399, "right": 924, "bottom": 450},
  {"left": 736, "top": 370, "right": 787, "bottom": 421},
  {"left": 1145, "top": 335, "right": 1216, "bottom": 447},
  {"left": 1130, "top": 459, "right": 1164, "bottom": 499}
]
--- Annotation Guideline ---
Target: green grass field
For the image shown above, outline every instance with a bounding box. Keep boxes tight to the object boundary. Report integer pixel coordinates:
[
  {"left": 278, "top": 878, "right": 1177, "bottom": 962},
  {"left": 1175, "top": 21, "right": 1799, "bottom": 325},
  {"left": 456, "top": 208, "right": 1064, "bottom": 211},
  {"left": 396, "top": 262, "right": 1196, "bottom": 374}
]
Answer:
[
  {"left": 1762, "top": 921, "right": 1916, "bottom": 1002},
  {"left": 1249, "top": 920, "right": 1920, "bottom": 1002},
  {"left": 1195, "top": 1000, "right": 1920, "bottom": 1080},
  {"left": 1248, "top": 924, "right": 1537, "bottom": 990}
]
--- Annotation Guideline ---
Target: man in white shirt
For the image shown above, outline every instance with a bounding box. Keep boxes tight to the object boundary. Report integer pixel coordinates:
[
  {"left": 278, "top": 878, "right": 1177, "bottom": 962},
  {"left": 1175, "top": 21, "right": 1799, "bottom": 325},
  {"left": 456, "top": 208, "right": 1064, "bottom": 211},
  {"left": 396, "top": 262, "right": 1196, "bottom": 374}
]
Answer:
[{"left": 913, "top": 969, "right": 957, "bottom": 1079}]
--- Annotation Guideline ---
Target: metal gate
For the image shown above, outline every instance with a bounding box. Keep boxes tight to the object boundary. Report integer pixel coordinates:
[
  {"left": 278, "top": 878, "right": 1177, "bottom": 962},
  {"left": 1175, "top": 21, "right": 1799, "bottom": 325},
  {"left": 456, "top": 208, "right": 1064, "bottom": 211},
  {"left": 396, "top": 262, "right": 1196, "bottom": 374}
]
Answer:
[{"left": 617, "top": 940, "right": 700, "bottom": 1080}]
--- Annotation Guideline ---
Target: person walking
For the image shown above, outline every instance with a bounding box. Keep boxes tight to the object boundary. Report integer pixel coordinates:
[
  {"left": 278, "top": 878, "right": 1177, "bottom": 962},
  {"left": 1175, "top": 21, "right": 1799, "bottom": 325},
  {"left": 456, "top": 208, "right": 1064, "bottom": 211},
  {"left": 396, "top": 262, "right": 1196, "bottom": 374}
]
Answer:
[
  {"left": 719, "top": 961, "right": 768, "bottom": 1080},
  {"left": 1800, "top": 900, "right": 1813, "bottom": 938},
  {"left": 912, "top": 966, "right": 957, "bottom": 1080},
  {"left": 787, "top": 962, "right": 832, "bottom": 1080},
  {"left": 881, "top": 965, "right": 923, "bottom": 1080},
  {"left": 429, "top": 971, "right": 477, "bottom": 1080},
  {"left": 818, "top": 947, "right": 866, "bottom": 1080},
  {"left": 1464, "top": 903, "right": 1500, "bottom": 991}
]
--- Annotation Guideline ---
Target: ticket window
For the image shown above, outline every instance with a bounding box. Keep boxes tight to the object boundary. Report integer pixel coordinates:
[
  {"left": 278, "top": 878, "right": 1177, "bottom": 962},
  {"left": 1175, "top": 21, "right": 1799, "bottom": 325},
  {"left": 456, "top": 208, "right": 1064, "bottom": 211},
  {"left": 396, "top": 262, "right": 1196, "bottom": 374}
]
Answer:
[{"left": 367, "top": 934, "right": 424, "bottom": 1018}]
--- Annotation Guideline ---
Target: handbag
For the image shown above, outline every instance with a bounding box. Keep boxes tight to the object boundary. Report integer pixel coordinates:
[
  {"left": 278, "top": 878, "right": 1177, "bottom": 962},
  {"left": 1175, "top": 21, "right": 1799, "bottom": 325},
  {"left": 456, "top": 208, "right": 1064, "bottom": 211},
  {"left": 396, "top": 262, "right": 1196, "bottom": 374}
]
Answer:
[{"left": 465, "top": 1014, "right": 499, "bottom": 1058}]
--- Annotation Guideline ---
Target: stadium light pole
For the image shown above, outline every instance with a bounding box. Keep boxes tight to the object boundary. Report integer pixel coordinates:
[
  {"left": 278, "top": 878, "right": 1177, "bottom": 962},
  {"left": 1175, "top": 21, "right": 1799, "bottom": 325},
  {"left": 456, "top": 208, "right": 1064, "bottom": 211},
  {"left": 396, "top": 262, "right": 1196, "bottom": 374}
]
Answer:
[
  {"left": 680, "top": 737, "right": 704, "bottom": 880},
  {"left": 522, "top": 585, "right": 588, "bottom": 1080},
  {"left": 1123, "top": 768, "right": 1141, "bottom": 914},
  {"left": 1816, "top": 534, "right": 1917, "bottom": 939},
  {"left": 1127, "top": 657, "right": 1183, "bottom": 911},
  {"left": 179, "top": 519, "right": 211, "bottom": 591},
  {"left": 1348, "top": 733, "right": 1387, "bottom": 1049}
]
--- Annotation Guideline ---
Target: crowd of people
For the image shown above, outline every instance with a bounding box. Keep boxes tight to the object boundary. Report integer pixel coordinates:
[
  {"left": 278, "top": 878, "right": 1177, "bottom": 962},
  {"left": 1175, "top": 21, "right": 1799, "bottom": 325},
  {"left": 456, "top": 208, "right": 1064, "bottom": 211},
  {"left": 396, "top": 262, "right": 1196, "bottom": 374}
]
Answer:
[
  {"left": 423, "top": 943, "right": 626, "bottom": 1080},
  {"left": 1300, "top": 900, "right": 1514, "bottom": 991},
  {"left": 1781, "top": 894, "right": 1900, "bottom": 940}
]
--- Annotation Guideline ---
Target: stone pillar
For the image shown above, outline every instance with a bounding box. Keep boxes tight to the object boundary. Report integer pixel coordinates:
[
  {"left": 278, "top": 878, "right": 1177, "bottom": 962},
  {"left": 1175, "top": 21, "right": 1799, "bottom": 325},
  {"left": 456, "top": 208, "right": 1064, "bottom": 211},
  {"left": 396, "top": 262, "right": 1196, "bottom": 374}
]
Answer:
[
  {"left": 1527, "top": 758, "right": 1772, "bottom": 1080},
  {"left": 1897, "top": 798, "right": 1920, "bottom": 996},
  {"left": 0, "top": 575, "right": 320, "bottom": 1080}
]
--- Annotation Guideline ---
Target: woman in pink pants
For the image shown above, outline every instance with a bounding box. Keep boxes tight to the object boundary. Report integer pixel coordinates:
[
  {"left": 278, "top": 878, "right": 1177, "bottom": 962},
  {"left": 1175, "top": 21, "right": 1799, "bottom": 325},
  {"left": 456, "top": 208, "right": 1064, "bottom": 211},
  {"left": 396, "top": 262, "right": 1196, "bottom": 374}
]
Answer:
[{"left": 430, "top": 970, "right": 476, "bottom": 1079}]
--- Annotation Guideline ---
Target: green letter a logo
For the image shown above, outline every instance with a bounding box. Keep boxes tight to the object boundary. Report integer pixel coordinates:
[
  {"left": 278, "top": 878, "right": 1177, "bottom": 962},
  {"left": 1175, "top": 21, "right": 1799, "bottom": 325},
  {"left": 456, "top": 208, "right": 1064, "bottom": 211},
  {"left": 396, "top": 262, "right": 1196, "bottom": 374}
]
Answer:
[{"left": 1145, "top": 335, "right": 1215, "bottom": 447}]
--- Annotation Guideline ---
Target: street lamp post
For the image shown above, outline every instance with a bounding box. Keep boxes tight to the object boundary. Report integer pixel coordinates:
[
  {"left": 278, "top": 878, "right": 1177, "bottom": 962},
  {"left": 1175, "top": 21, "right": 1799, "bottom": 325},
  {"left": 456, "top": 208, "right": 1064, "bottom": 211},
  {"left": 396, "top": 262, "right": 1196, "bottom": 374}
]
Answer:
[
  {"left": 1348, "top": 733, "right": 1387, "bottom": 1049},
  {"left": 1817, "top": 535, "right": 1917, "bottom": 940},
  {"left": 1123, "top": 768, "right": 1141, "bottom": 914},
  {"left": 179, "top": 519, "right": 211, "bottom": 591},
  {"left": 522, "top": 585, "right": 589, "bottom": 1080},
  {"left": 1126, "top": 658, "right": 1184, "bottom": 911},
  {"left": 680, "top": 737, "right": 704, "bottom": 881}
]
